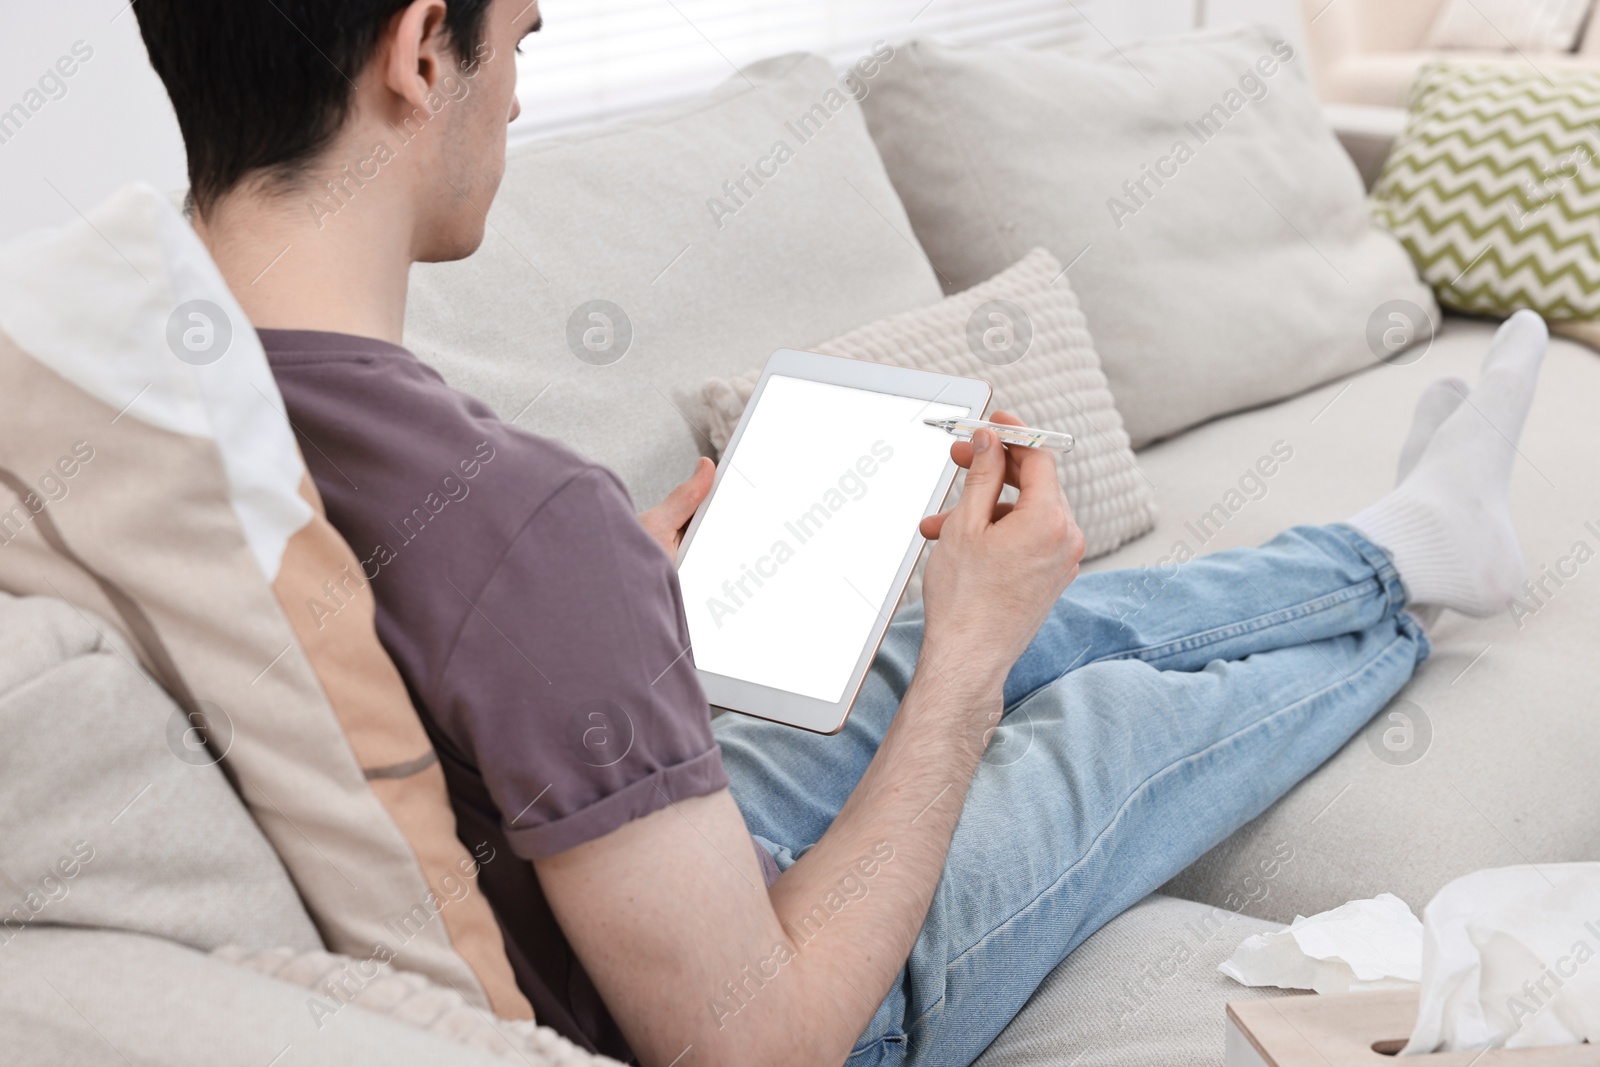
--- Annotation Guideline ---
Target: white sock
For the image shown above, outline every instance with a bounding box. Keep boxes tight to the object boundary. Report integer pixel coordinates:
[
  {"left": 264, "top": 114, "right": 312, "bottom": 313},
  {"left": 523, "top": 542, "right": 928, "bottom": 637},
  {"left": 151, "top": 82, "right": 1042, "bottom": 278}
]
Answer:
[
  {"left": 1393, "top": 378, "right": 1469, "bottom": 630},
  {"left": 1349, "top": 310, "right": 1547, "bottom": 617},
  {"left": 1396, "top": 376, "right": 1469, "bottom": 483}
]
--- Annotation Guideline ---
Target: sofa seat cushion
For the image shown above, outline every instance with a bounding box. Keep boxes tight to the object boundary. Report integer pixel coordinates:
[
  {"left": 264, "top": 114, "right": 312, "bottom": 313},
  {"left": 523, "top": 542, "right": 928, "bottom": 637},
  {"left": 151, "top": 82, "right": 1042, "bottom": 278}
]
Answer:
[
  {"left": 1080, "top": 317, "right": 1600, "bottom": 923},
  {"left": 0, "top": 928, "right": 618, "bottom": 1067},
  {"left": 976, "top": 894, "right": 1297, "bottom": 1067}
]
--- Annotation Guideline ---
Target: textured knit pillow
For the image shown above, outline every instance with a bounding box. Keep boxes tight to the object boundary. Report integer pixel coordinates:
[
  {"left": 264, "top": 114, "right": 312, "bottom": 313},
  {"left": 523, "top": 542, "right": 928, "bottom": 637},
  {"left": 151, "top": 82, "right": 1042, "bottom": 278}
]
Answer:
[
  {"left": 700, "top": 248, "right": 1157, "bottom": 601},
  {"left": 1373, "top": 63, "right": 1600, "bottom": 325},
  {"left": 1423, "top": 0, "right": 1594, "bottom": 53},
  {"left": 0, "top": 185, "right": 530, "bottom": 1021}
]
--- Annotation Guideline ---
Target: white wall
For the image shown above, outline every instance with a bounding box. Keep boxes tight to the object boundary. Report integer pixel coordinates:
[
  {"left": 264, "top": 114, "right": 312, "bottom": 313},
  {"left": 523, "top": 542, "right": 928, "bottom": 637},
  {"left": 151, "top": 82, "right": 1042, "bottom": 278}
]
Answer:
[
  {"left": 0, "top": 0, "right": 1305, "bottom": 244},
  {"left": 0, "top": 0, "right": 187, "bottom": 242}
]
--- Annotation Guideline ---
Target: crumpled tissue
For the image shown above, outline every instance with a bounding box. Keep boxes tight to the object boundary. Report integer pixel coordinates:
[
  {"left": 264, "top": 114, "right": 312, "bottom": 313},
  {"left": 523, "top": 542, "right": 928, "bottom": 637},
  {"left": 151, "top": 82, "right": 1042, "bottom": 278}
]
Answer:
[
  {"left": 1402, "top": 863, "right": 1600, "bottom": 1054},
  {"left": 1218, "top": 893, "right": 1423, "bottom": 994}
]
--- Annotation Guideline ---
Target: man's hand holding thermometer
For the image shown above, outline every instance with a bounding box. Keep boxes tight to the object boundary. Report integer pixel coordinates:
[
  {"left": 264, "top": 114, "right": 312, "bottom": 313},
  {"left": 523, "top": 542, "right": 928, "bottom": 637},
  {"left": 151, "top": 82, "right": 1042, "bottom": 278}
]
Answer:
[
  {"left": 916, "top": 408, "right": 1085, "bottom": 687},
  {"left": 925, "top": 416, "right": 1074, "bottom": 454}
]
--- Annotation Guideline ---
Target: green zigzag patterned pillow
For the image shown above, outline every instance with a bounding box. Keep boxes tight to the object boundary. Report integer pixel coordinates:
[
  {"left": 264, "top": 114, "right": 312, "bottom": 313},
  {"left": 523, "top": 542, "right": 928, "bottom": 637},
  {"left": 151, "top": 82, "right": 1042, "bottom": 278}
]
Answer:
[{"left": 1372, "top": 62, "right": 1600, "bottom": 321}]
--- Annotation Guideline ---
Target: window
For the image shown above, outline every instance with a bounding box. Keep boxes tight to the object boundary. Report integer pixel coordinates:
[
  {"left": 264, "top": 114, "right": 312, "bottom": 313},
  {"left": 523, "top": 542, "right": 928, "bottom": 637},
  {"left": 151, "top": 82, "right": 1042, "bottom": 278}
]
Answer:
[{"left": 510, "top": 0, "right": 1099, "bottom": 144}]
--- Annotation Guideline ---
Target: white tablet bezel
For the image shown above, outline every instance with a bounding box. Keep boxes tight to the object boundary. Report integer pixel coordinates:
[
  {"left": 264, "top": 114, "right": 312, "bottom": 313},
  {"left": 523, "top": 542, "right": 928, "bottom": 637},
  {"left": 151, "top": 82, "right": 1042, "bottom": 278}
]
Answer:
[{"left": 675, "top": 349, "right": 991, "bottom": 735}]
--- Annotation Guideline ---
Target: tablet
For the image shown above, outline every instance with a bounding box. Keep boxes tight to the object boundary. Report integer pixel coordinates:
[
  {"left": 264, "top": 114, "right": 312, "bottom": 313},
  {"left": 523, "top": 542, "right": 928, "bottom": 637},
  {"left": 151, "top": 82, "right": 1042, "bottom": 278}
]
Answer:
[{"left": 675, "top": 349, "right": 991, "bottom": 734}]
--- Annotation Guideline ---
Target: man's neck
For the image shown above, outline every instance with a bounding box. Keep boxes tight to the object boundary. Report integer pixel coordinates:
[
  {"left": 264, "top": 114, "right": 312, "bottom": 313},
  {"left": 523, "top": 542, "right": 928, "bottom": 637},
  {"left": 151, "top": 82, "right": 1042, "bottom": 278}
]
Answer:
[{"left": 196, "top": 173, "right": 418, "bottom": 346}]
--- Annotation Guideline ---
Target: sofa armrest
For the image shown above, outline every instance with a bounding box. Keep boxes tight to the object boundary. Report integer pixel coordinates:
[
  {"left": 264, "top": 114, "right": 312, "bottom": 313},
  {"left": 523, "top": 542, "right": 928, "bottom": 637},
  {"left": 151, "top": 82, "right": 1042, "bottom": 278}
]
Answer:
[{"left": 1324, "top": 103, "right": 1407, "bottom": 191}]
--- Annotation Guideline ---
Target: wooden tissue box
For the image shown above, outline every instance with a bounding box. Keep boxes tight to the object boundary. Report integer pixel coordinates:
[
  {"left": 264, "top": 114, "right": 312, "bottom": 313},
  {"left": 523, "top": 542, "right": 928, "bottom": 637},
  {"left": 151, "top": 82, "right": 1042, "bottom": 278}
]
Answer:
[{"left": 1226, "top": 990, "right": 1597, "bottom": 1065}]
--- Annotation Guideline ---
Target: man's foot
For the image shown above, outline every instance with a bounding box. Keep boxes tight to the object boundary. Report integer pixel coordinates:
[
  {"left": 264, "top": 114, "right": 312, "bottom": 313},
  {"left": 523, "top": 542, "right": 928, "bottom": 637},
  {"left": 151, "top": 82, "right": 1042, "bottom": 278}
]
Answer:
[
  {"left": 1397, "top": 376, "right": 1469, "bottom": 484},
  {"left": 1394, "top": 378, "right": 1469, "bottom": 630},
  {"left": 1349, "top": 310, "right": 1548, "bottom": 617}
]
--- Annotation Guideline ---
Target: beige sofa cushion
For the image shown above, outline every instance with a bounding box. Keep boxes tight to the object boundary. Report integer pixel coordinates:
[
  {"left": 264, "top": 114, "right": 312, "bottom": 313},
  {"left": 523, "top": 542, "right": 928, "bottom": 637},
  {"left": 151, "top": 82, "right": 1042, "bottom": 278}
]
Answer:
[
  {"left": 0, "top": 186, "right": 527, "bottom": 1019},
  {"left": 976, "top": 894, "right": 1297, "bottom": 1067},
  {"left": 858, "top": 29, "right": 1435, "bottom": 448},
  {"left": 698, "top": 248, "right": 1158, "bottom": 601},
  {"left": 405, "top": 53, "right": 944, "bottom": 509},
  {"left": 7, "top": 903, "right": 1271, "bottom": 1067},
  {"left": 0, "top": 593, "right": 318, "bottom": 955},
  {"left": 0, "top": 928, "right": 615, "bottom": 1067},
  {"left": 1077, "top": 318, "right": 1600, "bottom": 922}
]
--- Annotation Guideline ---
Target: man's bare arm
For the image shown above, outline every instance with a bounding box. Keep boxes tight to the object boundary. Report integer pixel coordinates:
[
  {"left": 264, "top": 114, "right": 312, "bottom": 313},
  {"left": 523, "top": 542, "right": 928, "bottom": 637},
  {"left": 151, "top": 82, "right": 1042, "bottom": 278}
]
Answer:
[{"left": 536, "top": 416, "right": 1084, "bottom": 1067}]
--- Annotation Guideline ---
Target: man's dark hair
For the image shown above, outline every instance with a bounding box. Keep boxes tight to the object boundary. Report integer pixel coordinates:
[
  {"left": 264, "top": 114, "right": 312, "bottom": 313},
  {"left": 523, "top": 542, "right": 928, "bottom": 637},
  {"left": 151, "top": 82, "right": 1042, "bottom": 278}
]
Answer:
[{"left": 135, "top": 0, "right": 492, "bottom": 213}]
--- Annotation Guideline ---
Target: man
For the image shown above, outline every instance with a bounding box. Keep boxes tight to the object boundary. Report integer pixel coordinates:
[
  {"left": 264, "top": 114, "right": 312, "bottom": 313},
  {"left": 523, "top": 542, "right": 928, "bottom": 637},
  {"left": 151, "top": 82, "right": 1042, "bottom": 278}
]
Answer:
[{"left": 134, "top": 2, "right": 1545, "bottom": 1064}]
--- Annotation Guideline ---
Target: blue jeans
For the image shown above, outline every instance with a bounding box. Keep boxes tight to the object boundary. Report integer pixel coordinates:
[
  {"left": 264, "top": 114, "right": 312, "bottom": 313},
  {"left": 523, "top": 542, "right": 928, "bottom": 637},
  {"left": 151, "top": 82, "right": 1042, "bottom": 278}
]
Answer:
[{"left": 713, "top": 525, "right": 1428, "bottom": 1066}]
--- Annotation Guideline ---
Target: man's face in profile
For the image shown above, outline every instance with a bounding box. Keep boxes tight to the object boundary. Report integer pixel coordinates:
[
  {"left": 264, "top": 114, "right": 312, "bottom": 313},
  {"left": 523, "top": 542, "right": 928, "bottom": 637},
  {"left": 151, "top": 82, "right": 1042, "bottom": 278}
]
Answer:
[{"left": 417, "top": 0, "right": 539, "bottom": 263}]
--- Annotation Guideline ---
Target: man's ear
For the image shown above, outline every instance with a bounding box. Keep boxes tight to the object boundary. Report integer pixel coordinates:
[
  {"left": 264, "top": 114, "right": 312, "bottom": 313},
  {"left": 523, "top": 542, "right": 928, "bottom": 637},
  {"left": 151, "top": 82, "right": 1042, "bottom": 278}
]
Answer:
[{"left": 380, "top": 0, "right": 452, "bottom": 113}]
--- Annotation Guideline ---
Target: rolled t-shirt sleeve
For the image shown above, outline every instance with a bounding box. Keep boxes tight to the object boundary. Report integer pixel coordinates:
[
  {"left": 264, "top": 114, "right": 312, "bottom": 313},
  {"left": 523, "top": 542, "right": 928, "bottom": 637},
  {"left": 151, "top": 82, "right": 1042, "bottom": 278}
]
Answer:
[{"left": 434, "top": 467, "right": 728, "bottom": 859}]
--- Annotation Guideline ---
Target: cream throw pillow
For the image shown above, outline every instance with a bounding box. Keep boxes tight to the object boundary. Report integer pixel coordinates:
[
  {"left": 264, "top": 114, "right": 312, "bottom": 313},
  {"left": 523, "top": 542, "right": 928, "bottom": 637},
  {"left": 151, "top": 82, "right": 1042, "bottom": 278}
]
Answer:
[
  {"left": 858, "top": 30, "right": 1436, "bottom": 447},
  {"left": 700, "top": 249, "right": 1157, "bottom": 601}
]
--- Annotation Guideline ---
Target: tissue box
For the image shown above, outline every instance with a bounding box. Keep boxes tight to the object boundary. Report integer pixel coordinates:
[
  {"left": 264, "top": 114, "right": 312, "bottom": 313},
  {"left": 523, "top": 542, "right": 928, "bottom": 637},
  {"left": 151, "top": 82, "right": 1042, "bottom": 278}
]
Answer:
[{"left": 1225, "top": 991, "right": 1595, "bottom": 1065}]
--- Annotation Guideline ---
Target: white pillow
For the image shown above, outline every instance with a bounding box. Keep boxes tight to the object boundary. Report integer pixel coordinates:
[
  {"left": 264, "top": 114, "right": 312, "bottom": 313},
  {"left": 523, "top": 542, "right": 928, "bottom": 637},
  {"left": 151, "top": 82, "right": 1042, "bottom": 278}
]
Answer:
[
  {"left": 858, "top": 29, "right": 1436, "bottom": 447},
  {"left": 1424, "top": 0, "right": 1594, "bottom": 52},
  {"left": 700, "top": 249, "right": 1157, "bottom": 601}
]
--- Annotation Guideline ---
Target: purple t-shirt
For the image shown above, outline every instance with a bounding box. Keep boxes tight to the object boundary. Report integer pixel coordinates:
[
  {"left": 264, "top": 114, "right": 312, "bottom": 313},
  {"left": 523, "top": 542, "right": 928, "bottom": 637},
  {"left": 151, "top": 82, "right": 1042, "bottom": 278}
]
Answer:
[{"left": 263, "top": 329, "right": 773, "bottom": 1057}]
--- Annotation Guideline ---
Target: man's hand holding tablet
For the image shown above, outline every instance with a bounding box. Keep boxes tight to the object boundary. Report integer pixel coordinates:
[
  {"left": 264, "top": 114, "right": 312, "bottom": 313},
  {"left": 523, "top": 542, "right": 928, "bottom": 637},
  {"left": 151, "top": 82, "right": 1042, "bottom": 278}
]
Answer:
[{"left": 673, "top": 350, "right": 1085, "bottom": 734}]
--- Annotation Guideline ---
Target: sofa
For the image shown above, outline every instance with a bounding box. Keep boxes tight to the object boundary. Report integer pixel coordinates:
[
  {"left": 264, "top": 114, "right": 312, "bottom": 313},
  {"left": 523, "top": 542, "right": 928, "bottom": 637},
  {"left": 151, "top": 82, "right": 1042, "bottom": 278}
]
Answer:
[
  {"left": 1303, "top": 0, "right": 1600, "bottom": 107},
  {"left": 4, "top": 26, "right": 1599, "bottom": 1067}
]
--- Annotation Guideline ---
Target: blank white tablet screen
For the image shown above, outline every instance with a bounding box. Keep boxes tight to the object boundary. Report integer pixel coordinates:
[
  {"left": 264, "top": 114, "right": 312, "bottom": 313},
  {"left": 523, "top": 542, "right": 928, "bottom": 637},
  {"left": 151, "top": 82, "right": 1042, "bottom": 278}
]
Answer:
[{"left": 678, "top": 375, "right": 967, "bottom": 703}]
